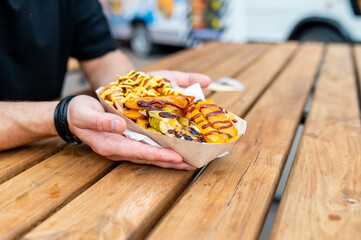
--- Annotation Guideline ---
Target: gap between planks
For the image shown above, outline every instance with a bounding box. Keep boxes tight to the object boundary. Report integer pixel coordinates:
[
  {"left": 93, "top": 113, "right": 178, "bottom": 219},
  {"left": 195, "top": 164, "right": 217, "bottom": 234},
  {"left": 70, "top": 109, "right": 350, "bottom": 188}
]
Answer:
[
  {"left": 352, "top": 45, "right": 361, "bottom": 111},
  {"left": 259, "top": 45, "right": 327, "bottom": 239}
]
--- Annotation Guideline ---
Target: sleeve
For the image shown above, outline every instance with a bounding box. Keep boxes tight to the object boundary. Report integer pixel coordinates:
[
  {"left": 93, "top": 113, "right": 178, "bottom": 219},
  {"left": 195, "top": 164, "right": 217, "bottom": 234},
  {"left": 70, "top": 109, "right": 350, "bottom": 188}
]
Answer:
[{"left": 70, "top": 0, "right": 117, "bottom": 60}]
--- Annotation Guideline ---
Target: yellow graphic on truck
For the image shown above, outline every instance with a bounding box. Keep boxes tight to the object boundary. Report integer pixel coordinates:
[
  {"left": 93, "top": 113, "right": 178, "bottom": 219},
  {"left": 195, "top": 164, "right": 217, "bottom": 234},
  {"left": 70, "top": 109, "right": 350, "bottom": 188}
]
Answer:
[{"left": 158, "top": 0, "right": 174, "bottom": 18}]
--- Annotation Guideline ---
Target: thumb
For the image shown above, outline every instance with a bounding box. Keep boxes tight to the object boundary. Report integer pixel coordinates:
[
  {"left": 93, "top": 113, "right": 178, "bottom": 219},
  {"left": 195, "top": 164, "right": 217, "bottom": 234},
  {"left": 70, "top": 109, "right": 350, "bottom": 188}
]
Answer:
[{"left": 74, "top": 107, "right": 127, "bottom": 134}]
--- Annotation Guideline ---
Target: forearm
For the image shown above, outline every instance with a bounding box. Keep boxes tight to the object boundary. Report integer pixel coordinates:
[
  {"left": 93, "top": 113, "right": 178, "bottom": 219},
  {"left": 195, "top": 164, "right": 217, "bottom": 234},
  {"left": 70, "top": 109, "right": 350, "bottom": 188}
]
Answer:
[
  {"left": 0, "top": 101, "right": 58, "bottom": 151},
  {"left": 80, "top": 49, "right": 135, "bottom": 89}
]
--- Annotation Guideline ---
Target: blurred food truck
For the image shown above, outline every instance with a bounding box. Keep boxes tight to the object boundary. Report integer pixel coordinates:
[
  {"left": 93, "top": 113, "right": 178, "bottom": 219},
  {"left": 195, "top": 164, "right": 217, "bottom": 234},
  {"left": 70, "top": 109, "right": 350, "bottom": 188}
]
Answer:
[
  {"left": 99, "top": 0, "right": 361, "bottom": 55},
  {"left": 99, "top": 0, "right": 245, "bottom": 55}
]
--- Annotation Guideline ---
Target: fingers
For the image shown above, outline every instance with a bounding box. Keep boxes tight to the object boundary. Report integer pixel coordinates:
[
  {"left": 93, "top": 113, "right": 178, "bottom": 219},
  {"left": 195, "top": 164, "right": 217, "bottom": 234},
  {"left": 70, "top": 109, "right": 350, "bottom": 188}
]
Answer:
[
  {"left": 68, "top": 96, "right": 127, "bottom": 134},
  {"left": 81, "top": 111, "right": 126, "bottom": 133},
  {"left": 79, "top": 129, "right": 183, "bottom": 163},
  {"left": 119, "top": 159, "right": 196, "bottom": 171},
  {"left": 148, "top": 70, "right": 211, "bottom": 88},
  {"left": 184, "top": 72, "right": 211, "bottom": 88}
]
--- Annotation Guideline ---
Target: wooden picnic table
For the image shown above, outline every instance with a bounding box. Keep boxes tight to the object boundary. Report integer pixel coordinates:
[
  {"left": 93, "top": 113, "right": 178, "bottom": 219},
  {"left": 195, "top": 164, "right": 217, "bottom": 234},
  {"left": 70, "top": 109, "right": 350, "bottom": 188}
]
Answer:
[{"left": 0, "top": 42, "right": 360, "bottom": 240}]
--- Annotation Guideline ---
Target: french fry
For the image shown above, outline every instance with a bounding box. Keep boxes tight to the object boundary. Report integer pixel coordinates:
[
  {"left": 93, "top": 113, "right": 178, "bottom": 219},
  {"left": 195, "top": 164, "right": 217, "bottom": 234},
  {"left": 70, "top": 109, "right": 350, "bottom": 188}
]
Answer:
[
  {"left": 185, "top": 103, "right": 228, "bottom": 143},
  {"left": 195, "top": 99, "right": 238, "bottom": 138},
  {"left": 123, "top": 108, "right": 143, "bottom": 120},
  {"left": 124, "top": 95, "right": 193, "bottom": 112},
  {"left": 136, "top": 118, "right": 149, "bottom": 129}
]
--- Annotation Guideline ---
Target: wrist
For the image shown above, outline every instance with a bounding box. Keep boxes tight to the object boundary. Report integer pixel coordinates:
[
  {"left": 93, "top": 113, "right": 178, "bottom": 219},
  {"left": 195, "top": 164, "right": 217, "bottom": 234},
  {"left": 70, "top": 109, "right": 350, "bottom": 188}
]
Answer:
[
  {"left": 67, "top": 98, "right": 78, "bottom": 137},
  {"left": 48, "top": 101, "right": 60, "bottom": 136},
  {"left": 54, "top": 96, "right": 82, "bottom": 144}
]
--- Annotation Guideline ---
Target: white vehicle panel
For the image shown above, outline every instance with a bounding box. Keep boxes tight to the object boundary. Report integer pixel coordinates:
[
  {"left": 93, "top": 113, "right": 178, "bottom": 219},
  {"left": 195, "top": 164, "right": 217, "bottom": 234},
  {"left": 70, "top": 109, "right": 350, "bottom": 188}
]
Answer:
[{"left": 246, "top": 0, "right": 361, "bottom": 42}]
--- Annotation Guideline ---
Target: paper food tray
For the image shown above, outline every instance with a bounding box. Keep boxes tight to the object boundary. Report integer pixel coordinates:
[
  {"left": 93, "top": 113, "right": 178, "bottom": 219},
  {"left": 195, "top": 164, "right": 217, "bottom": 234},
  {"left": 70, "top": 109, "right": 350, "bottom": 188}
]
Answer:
[{"left": 96, "top": 86, "right": 246, "bottom": 168}]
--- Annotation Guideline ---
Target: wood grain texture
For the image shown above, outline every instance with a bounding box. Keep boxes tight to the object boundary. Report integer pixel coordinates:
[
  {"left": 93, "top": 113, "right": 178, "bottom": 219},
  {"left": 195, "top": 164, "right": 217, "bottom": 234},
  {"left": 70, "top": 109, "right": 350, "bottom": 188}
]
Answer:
[
  {"left": 0, "top": 145, "right": 115, "bottom": 240},
  {"left": 200, "top": 43, "right": 270, "bottom": 97},
  {"left": 270, "top": 45, "right": 361, "bottom": 239},
  {"left": 141, "top": 41, "right": 220, "bottom": 72},
  {"left": 147, "top": 43, "right": 324, "bottom": 240},
  {"left": 23, "top": 164, "right": 194, "bottom": 240},
  {"left": 23, "top": 43, "right": 278, "bottom": 240},
  {"left": 181, "top": 43, "right": 270, "bottom": 97},
  {"left": 163, "top": 43, "right": 270, "bottom": 97},
  {"left": 171, "top": 43, "right": 248, "bottom": 72},
  {"left": 210, "top": 42, "right": 298, "bottom": 116},
  {"left": 354, "top": 45, "right": 361, "bottom": 94},
  {"left": 197, "top": 43, "right": 270, "bottom": 80},
  {"left": 0, "top": 137, "right": 65, "bottom": 184}
]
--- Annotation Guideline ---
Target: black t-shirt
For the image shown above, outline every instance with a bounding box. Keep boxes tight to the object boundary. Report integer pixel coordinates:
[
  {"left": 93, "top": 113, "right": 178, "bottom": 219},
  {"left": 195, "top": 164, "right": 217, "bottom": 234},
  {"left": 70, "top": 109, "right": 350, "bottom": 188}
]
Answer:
[{"left": 0, "top": 0, "right": 117, "bottom": 101}]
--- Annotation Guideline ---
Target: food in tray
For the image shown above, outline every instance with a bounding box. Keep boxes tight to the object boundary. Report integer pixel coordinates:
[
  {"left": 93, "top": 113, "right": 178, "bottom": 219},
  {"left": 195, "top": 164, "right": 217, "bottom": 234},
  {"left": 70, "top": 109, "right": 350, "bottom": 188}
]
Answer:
[
  {"left": 99, "top": 71, "right": 242, "bottom": 143},
  {"left": 186, "top": 100, "right": 239, "bottom": 143}
]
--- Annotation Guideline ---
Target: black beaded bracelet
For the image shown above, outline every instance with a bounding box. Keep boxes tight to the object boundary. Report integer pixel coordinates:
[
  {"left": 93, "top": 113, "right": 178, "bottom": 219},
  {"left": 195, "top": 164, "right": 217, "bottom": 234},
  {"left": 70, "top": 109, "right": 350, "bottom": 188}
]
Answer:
[{"left": 54, "top": 95, "right": 82, "bottom": 144}]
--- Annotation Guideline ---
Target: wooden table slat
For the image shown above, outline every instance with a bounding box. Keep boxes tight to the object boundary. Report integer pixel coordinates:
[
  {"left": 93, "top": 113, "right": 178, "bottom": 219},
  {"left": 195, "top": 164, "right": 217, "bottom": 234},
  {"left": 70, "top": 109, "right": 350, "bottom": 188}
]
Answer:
[
  {"left": 210, "top": 42, "right": 298, "bottom": 116},
  {"left": 270, "top": 44, "right": 361, "bottom": 239},
  {"left": 200, "top": 43, "right": 270, "bottom": 97},
  {"left": 0, "top": 138, "right": 65, "bottom": 185},
  {"left": 140, "top": 41, "right": 221, "bottom": 73},
  {"left": 148, "top": 43, "right": 324, "bottom": 240},
  {"left": 23, "top": 163, "right": 195, "bottom": 240},
  {"left": 198, "top": 43, "right": 270, "bottom": 79},
  {"left": 23, "top": 43, "right": 288, "bottom": 240},
  {"left": 171, "top": 43, "right": 250, "bottom": 73},
  {"left": 0, "top": 145, "right": 115, "bottom": 240}
]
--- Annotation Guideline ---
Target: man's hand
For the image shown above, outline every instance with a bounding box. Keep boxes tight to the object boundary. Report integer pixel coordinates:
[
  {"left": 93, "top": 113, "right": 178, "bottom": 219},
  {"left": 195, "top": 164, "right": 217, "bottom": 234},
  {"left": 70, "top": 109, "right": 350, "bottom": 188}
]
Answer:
[{"left": 67, "top": 95, "right": 196, "bottom": 170}]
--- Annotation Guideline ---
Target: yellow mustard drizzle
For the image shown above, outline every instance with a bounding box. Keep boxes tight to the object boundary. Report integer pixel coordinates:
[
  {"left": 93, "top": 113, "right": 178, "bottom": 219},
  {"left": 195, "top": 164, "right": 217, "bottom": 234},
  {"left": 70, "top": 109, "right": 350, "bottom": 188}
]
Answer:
[{"left": 101, "top": 71, "right": 181, "bottom": 104}]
